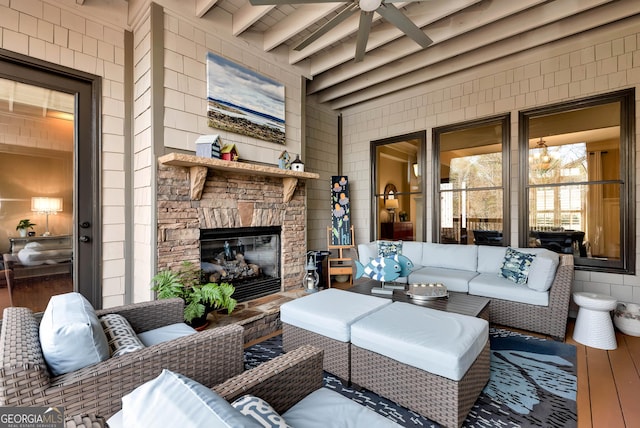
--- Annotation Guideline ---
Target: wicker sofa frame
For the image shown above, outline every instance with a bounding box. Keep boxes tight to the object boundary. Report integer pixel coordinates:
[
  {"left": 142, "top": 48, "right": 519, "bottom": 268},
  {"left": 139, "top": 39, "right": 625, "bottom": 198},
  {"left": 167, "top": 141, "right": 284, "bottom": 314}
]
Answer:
[
  {"left": 64, "top": 344, "right": 325, "bottom": 428},
  {"left": 489, "top": 253, "right": 573, "bottom": 340},
  {"left": 0, "top": 298, "right": 245, "bottom": 419},
  {"left": 351, "top": 341, "right": 490, "bottom": 428}
]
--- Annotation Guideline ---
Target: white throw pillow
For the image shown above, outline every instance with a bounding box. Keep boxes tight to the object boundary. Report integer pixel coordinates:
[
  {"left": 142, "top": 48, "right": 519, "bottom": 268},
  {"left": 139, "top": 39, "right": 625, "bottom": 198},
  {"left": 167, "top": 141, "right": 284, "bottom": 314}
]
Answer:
[
  {"left": 527, "top": 251, "right": 560, "bottom": 292},
  {"left": 122, "top": 369, "right": 262, "bottom": 428},
  {"left": 39, "top": 292, "right": 110, "bottom": 376}
]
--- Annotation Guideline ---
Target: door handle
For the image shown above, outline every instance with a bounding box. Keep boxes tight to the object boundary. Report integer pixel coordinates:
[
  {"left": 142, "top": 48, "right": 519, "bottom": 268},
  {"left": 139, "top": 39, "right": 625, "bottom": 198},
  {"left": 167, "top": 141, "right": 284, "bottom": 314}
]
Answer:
[
  {"left": 79, "top": 235, "right": 91, "bottom": 243},
  {"left": 80, "top": 221, "right": 91, "bottom": 229}
]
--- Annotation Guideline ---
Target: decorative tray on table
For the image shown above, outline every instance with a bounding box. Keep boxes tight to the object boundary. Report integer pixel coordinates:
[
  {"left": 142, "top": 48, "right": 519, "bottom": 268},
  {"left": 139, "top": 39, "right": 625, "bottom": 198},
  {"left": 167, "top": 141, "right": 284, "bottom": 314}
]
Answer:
[{"left": 406, "top": 283, "right": 448, "bottom": 300}]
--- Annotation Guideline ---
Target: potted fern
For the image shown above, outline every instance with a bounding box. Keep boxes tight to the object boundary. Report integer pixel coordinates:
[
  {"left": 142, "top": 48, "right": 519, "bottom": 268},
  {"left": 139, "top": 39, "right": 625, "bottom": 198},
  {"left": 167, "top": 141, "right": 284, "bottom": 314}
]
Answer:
[{"left": 151, "top": 261, "right": 237, "bottom": 329}]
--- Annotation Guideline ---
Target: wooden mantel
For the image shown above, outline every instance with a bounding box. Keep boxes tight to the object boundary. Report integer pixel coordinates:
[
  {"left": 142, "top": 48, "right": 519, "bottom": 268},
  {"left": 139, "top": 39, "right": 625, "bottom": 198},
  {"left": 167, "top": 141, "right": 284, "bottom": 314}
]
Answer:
[{"left": 158, "top": 152, "right": 320, "bottom": 202}]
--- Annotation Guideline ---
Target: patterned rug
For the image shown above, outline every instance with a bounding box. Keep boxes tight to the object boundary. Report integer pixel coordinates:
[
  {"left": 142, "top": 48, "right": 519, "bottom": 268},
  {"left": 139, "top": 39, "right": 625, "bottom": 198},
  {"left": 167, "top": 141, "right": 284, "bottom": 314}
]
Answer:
[{"left": 244, "top": 328, "right": 577, "bottom": 427}]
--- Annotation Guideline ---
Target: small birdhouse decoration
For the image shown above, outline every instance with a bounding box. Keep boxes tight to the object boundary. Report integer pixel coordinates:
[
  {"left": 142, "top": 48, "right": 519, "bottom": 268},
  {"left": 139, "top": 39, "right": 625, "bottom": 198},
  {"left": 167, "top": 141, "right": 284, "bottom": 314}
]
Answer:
[
  {"left": 278, "top": 151, "right": 291, "bottom": 169},
  {"left": 291, "top": 154, "right": 304, "bottom": 172},
  {"left": 195, "top": 134, "right": 222, "bottom": 159},
  {"left": 220, "top": 143, "right": 239, "bottom": 161}
]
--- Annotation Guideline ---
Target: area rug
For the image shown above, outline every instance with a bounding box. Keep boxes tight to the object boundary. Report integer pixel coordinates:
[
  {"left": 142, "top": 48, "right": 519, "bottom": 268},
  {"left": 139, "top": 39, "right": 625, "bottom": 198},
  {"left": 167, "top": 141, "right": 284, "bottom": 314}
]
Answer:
[{"left": 244, "top": 328, "right": 577, "bottom": 427}]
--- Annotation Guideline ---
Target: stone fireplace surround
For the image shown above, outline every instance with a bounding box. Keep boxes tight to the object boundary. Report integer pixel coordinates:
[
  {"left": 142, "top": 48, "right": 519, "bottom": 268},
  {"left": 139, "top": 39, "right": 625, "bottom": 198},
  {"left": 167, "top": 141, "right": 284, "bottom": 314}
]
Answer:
[{"left": 156, "top": 154, "right": 318, "bottom": 296}]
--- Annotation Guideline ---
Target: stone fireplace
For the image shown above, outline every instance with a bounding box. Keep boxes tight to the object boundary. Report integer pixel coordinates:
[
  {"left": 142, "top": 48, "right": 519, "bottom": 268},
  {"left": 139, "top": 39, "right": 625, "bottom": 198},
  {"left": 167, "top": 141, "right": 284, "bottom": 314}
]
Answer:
[{"left": 156, "top": 153, "right": 317, "bottom": 296}]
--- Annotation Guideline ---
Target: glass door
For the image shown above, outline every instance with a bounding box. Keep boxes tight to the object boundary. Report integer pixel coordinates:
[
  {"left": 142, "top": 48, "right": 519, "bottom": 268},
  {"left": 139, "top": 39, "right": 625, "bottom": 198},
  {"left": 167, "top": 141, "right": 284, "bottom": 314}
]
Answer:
[{"left": 0, "top": 53, "right": 101, "bottom": 312}]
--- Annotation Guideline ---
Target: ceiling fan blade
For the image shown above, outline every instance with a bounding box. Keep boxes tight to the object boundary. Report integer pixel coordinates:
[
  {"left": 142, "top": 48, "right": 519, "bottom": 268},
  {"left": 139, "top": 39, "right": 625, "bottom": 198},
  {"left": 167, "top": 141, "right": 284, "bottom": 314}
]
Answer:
[
  {"left": 250, "top": 0, "right": 338, "bottom": 5},
  {"left": 355, "top": 11, "right": 374, "bottom": 62},
  {"left": 294, "top": 4, "right": 359, "bottom": 51},
  {"left": 376, "top": 3, "right": 433, "bottom": 48}
]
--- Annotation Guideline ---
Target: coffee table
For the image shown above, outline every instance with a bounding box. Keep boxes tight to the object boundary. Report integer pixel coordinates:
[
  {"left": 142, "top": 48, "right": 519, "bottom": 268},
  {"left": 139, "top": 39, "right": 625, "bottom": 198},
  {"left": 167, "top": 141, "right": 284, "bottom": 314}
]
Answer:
[{"left": 348, "top": 278, "right": 490, "bottom": 320}]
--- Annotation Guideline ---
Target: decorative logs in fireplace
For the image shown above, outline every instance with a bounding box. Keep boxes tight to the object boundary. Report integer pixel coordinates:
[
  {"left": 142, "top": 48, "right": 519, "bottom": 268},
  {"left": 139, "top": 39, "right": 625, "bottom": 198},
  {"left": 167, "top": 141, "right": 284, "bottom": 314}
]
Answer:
[{"left": 200, "top": 226, "right": 282, "bottom": 302}]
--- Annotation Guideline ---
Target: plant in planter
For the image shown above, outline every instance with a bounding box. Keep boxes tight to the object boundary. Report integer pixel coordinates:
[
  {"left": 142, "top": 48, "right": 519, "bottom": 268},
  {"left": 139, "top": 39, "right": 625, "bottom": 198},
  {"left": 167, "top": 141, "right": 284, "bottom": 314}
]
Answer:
[
  {"left": 151, "top": 261, "right": 237, "bottom": 329},
  {"left": 16, "top": 219, "right": 36, "bottom": 237}
]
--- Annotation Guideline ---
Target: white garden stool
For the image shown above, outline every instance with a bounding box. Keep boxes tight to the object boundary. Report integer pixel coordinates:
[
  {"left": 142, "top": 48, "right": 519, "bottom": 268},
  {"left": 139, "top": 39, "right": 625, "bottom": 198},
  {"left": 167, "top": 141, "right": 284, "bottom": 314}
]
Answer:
[{"left": 573, "top": 292, "right": 618, "bottom": 350}]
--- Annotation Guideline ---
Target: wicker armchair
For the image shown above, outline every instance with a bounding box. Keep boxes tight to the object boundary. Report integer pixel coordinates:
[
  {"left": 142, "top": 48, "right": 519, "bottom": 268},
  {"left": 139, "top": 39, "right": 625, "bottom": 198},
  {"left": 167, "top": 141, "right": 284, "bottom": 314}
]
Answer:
[
  {"left": 64, "top": 344, "right": 324, "bottom": 428},
  {"left": 0, "top": 298, "right": 245, "bottom": 419}
]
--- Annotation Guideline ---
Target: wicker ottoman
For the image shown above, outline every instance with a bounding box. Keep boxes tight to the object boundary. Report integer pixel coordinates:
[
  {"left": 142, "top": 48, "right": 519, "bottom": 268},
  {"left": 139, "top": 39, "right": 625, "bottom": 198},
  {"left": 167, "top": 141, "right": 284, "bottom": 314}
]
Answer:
[
  {"left": 280, "top": 288, "right": 391, "bottom": 380},
  {"left": 350, "top": 302, "right": 490, "bottom": 428}
]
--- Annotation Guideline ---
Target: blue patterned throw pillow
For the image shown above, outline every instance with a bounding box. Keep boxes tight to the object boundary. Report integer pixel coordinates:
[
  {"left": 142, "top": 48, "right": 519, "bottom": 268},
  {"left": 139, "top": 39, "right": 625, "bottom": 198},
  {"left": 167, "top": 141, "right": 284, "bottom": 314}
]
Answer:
[
  {"left": 231, "top": 395, "right": 291, "bottom": 428},
  {"left": 499, "top": 247, "right": 536, "bottom": 284},
  {"left": 377, "top": 240, "right": 403, "bottom": 257}
]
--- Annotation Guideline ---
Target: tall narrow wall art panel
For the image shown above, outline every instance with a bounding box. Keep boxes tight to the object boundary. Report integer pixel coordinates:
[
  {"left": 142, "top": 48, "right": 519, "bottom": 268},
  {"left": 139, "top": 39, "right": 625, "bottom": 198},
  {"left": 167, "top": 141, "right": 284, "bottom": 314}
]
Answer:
[{"left": 331, "top": 176, "right": 351, "bottom": 246}]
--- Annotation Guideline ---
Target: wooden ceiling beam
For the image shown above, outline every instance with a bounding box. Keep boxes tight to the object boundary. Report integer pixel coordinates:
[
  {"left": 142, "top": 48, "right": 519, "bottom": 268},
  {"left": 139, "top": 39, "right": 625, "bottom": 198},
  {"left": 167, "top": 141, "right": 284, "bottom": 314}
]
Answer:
[
  {"left": 233, "top": 3, "right": 275, "bottom": 36},
  {"left": 263, "top": 3, "right": 344, "bottom": 51},
  {"left": 324, "top": 0, "right": 638, "bottom": 109},
  {"left": 307, "top": 0, "right": 543, "bottom": 86},
  {"left": 195, "top": 0, "right": 219, "bottom": 18}
]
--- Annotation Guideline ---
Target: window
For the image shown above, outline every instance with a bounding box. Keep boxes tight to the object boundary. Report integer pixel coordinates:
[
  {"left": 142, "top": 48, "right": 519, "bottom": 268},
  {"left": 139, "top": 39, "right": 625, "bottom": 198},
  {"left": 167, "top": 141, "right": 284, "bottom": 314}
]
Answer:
[
  {"left": 520, "top": 90, "right": 635, "bottom": 273},
  {"left": 434, "top": 115, "right": 510, "bottom": 246}
]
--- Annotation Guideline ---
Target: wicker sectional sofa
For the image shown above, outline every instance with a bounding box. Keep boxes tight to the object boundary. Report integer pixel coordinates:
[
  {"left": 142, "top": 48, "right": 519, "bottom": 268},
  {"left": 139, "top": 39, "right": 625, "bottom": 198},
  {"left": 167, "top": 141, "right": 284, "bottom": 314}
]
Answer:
[{"left": 358, "top": 241, "right": 574, "bottom": 340}]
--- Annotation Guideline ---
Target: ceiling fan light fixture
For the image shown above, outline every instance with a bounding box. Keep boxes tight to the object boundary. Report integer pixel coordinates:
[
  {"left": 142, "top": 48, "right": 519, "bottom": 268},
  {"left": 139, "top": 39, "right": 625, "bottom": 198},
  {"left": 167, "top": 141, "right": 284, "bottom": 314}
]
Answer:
[{"left": 360, "top": 0, "right": 382, "bottom": 13}]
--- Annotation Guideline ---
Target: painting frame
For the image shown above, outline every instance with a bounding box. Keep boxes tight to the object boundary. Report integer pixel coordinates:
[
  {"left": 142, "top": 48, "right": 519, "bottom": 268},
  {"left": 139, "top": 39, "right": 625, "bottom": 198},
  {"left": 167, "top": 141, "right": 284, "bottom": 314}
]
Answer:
[{"left": 206, "top": 52, "right": 285, "bottom": 145}]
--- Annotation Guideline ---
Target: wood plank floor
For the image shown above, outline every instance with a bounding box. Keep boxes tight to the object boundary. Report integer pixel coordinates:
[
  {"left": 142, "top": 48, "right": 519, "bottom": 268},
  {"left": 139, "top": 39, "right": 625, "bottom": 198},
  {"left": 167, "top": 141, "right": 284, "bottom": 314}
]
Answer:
[{"left": 565, "top": 320, "right": 640, "bottom": 428}]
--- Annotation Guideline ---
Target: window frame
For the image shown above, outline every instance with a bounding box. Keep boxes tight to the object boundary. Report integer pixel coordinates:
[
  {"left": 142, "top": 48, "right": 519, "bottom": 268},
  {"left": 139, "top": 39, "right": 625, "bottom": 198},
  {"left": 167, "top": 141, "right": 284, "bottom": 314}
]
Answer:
[
  {"left": 518, "top": 89, "right": 635, "bottom": 274},
  {"left": 433, "top": 114, "right": 511, "bottom": 245}
]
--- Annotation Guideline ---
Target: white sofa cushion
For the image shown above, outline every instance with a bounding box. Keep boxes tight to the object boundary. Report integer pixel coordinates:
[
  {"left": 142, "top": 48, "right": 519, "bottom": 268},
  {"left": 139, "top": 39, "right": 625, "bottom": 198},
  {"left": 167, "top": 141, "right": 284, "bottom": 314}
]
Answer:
[
  {"left": 408, "top": 267, "right": 478, "bottom": 292},
  {"left": 477, "top": 246, "right": 559, "bottom": 291},
  {"left": 120, "top": 369, "right": 261, "bottom": 428},
  {"left": 280, "top": 289, "right": 391, "bottom": 342},
  {"left": 422, "top": 242, "right": 478, "bottom": 272},
  {"left": 283, "top": 388, "right": 401, "bottom": 427},
  {"left": 357, "top": 242, "right": 377, "bottom": 264},
  {"left": 137, "top": 322, "right": 197, "bottom": 347},
  {"left": 39, "top": 292, "right": 110, "bottom": 376},
  {"left": 469, "top": 273, "right": 549, "bottom": 306},
  {"left": 350, "top": 302, "right": 488, "bottom": 381},
  {"left": 527, "top": 251, "right": 560, "bottom": 292}
]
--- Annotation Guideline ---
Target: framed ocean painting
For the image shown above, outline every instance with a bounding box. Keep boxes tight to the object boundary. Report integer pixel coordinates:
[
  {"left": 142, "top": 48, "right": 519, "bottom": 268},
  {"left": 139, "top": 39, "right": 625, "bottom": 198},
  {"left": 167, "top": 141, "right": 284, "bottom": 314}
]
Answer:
[{"left": 206, "top": 52, "right": 285, "bottom": 145}]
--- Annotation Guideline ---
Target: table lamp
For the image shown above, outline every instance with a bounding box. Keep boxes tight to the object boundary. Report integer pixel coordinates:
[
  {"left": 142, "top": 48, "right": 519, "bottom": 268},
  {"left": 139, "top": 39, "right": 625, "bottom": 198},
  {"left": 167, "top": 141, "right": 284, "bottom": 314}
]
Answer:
[
  {"left": 31, "top": 197, "right": 63, "bottom": 236},
  {"left": 385, "top": 198, "right": 399, "bottom": 223}
]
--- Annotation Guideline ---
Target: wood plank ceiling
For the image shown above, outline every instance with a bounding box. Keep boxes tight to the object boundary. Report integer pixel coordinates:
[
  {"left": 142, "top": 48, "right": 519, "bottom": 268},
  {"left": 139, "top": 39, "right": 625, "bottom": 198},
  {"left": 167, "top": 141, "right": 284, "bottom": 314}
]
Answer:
[{"left": 192, "top": 0, "right": 638, "bottom": 110}]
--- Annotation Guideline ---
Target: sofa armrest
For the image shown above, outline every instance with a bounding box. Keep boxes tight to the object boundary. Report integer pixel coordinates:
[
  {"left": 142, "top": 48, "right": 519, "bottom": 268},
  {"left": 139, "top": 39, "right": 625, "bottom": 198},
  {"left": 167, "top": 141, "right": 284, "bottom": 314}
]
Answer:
[
  {"left": 0, "top": 307, "right": 51, "bottom": 407},
  {"left": 213, "top": 344, "right": 324, "bottom": 414},
  {"left": 95, "top": 298, "right": 184, "bottom": 333},
  {"left": 44, "top": 323, "right": 244, "bottom": 418}
]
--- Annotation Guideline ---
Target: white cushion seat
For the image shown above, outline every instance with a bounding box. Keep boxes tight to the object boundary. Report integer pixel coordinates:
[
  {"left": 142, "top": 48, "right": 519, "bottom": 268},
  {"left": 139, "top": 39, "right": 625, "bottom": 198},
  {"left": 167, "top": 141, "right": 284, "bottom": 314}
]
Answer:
[
  {"left": 350, "top": 302, "right": 488, "bottom": 381},
  {"left": 283, "top": 388, "right": 401, "bottom": 427},
  {"left": 280, "top": 288, "right": 391, "bottom": 342},
  {"left": 137, "top": 322, "right": 197, "bottom": 346},
  {"left": 469, "top": 273, "right": 549, "bottom": 306},
  {"left": 408, "top": 267, "right": 478, "bottom": 292}
]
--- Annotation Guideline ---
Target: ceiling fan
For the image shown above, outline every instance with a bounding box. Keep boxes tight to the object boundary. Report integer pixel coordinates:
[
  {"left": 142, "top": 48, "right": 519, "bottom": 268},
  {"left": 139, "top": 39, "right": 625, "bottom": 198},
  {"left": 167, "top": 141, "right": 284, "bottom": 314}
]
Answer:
[{"left": 249, "top": 0, "right": 433, "bottom": 62}]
